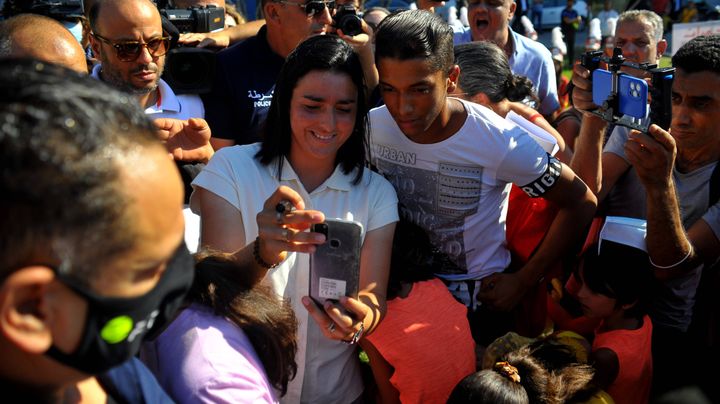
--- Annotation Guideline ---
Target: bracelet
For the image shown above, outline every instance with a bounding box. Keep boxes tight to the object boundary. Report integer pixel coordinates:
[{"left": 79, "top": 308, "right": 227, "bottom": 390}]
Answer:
[
  {"left": 649, "top": 245, "right": 693, "bottom": 269},
  {"left": 529, "top": 113, "right": 543, "bottom": 123},
  {"left": 343, "top": 323, "right": 364, "bottom": 345},
  {"left": 253, "top": 236, "right": 279, "bottom": 269}
]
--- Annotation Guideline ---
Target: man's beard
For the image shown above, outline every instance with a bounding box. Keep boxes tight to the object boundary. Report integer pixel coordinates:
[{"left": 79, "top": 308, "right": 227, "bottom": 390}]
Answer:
[{"left": 100, "top": 57, "right": 164, "bottom": 96}]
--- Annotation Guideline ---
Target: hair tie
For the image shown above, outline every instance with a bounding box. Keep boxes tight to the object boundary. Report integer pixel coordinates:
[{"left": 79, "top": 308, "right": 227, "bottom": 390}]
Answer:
[{"left": 494, "top": 361, "right": 521, "bottom": 383}]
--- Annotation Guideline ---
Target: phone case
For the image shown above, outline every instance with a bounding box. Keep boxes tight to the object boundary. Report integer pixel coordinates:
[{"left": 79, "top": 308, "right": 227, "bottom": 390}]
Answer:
[
  {"left": 592, "top": 69, "right": 648, "bottom": 119},
  {"left": 309, "top": 219, "right": 363, "bottom": 305}
]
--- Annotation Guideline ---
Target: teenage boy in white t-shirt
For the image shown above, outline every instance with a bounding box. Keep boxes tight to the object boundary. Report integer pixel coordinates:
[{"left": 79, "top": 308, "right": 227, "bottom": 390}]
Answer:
[{"left": 369, "top": 10, "right": 597, "bottom": 344}]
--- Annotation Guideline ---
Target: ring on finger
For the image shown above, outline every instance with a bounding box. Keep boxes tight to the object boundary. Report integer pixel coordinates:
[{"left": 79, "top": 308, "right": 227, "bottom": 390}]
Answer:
[
  {"left": 275, "top": 211, "right": 283, "bottom": 224},
  {"left": 282, "top": 228, "right": 290, "bottom": 243},
  {"left": 327, "top": 322, "right": 336, "bottom": 333}
]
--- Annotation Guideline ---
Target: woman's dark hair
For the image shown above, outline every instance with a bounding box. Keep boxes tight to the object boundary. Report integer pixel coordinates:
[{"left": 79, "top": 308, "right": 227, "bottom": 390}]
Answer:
[
  {"left": 375, "top": 10, "right": 455, "bottom": 75},
  {"left": 256, "top": 34, "right": 368, "bottom": 184},
  {"left": 454, "top": 41, "right": 537, "bottom": 105},
  {"left": 577, "top": 240, "right": 653, "bottom": 319},
  {"left": 447, "top": 343, "right": 596, "bottom": 404},
  {"left": 189, "top": 251, "right": 298, "bottom": 396}
]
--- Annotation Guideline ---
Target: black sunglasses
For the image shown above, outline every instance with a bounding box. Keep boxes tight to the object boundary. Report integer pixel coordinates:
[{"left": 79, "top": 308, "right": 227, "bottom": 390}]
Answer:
[
  {"left": 276, "top": 0, "right": 336, "bottom": 17},
  {"left": 92, "top": 33, "right": 170, "bottom": 62}
]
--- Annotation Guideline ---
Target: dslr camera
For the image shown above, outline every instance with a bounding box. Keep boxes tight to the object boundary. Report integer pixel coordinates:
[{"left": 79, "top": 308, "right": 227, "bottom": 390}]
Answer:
[
  {"left": 333, "top": 4, "right": 363, "bottom": 36},
  {"left": 159, "top": 5, "right": 224, "bottom": 94},
  {"left": 581, "top": 48, "right": 674, "bottom": 133}
]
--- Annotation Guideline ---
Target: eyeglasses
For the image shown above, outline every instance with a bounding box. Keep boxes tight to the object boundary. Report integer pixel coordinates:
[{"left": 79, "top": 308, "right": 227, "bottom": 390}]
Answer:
[
  {"left": 92, "top": 33, "right": 170, "bottom": 62},
  {"left": 276, "top": 0, "right": 336, "bottom": 17}
]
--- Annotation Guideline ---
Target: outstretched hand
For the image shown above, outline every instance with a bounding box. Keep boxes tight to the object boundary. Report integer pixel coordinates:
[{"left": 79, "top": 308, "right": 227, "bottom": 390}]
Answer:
[
  {"left": 178, "top": 31, "right": 230, "bottom": 49},
  {"left": 154, "top": 117, "right": 214, "bottom": 163}
]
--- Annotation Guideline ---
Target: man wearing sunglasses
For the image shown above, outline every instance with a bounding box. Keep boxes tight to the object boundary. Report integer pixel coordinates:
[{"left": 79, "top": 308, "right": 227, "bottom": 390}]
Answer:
[
  {"left": 88, "top": 0, "right": 205, "bottom": 121},
  {"left": 201, "top": 0, "right": 335, "bottom": 150}
]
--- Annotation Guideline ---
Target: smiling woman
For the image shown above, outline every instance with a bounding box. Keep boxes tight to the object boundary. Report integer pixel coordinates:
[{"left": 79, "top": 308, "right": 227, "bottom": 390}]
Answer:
[{"left": 180, "top": 35, "right": 399, "bottom": 403}]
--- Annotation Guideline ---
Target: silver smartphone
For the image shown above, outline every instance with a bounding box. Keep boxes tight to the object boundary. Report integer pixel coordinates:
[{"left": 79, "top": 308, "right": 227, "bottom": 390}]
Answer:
[{"left": 309, "top": 218, "right": 363, "bottom": 306}]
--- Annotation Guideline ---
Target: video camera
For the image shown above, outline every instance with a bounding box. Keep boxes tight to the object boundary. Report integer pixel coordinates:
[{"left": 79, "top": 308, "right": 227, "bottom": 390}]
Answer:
[
  {"left": 158, "top": 5, "right": 224, "bottom": 95},
  {"left": 581, "top": 48, "right": 675, "bottom": 133},
  {"left": 160, "top": 5, "right": 225, "bottom": 33}
]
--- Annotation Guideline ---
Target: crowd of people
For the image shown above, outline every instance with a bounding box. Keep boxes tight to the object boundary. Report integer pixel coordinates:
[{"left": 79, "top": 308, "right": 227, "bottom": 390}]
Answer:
[{"left": 0, "top": 0, "right": 718, "bottom": 403}]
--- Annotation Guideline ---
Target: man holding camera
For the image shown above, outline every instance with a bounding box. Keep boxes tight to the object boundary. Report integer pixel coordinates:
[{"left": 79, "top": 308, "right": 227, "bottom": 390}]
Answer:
[
  {"left": 570, "top": 10, "right": 666, "bottom": 218},
  {"left": 88, "top": 0, "right": 205, "bottom": 121},
  {"left": 570, "top": 32, "right": 719, "bottom": 399},
  {"left": 451, "top": 0, "right": 559, "bottom": 118},
  {"left": 201, "top": 0, "right": 375, "bottom": 150}
]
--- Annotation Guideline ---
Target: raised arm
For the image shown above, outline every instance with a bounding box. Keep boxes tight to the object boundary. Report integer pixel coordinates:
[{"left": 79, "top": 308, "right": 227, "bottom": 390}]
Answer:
[
  {"left": 178, "top": 20, "right": 265, "bottom": 49},
  {"left": 568, "top": 62, "right": 629, "bottom": 201},
  {"left": 337, "top": 20, "right": 379, "bottom": 96},
  {"left": 626, "top": 125, "right": 720, "bottom": 278}
]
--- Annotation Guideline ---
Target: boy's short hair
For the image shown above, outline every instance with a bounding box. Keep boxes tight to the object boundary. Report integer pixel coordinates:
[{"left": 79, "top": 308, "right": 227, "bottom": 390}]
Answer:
[{"left": 374, "top": 10, "right": 455, "bottom": 75}]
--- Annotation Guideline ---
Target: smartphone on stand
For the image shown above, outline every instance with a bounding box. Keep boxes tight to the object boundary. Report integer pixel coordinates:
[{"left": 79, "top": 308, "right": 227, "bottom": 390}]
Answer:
[
  {"left": 309, "top": 219, "right": 363, "bottom": 307},
  {"left": 592, "top": 69, "right": 649, "bottom": 119}
]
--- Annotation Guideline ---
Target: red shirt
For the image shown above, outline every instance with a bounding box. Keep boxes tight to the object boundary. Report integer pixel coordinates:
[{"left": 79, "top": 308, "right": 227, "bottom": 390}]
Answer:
[
  {"left": 366, "top": 279, "right": 476, "bottom": 403},
  {"left": 592, "top": 315, "right": 653, "bottom": 404}
]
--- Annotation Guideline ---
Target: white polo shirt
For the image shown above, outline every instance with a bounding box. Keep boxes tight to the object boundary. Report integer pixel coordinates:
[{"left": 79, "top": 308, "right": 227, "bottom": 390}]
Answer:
[
  {"left": 191, "top": 143, "right": 399, "bottom": 403},
  {"left": 90, "top": 63, "right": 204, "bottom": 120}
]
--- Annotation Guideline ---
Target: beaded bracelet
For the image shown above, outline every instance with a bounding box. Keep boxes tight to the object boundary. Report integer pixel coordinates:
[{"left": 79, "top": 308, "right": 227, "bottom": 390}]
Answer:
[{"left": 253, "top": 236, "right": 279, "bottom": 269}]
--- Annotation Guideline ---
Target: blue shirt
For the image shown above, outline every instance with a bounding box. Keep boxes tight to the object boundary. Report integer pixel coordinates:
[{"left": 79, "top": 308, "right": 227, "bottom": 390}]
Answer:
[
  {"left": 561, "top": 8, "right": 579, "bottom": 31},
  {"left": 98, "top": 358, "right": 175, "bottom": 403},
  {"left": 452, "top": 27, "right": 560, "bottom": 115}
]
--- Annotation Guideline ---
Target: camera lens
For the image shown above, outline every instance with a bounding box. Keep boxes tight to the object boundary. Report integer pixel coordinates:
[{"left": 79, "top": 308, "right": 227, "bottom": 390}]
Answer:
[
  {"left": 340, "top": 15, "right": 362, "bottom": 36},
  {"left": 314, "top": 223, "right": 329, "bottom": 237},
  {"left": 333, "top": 5, "right": 362, "bottom": 36},
  {"left": 330, "top": 239, "right": 341, "bottom": 248}
]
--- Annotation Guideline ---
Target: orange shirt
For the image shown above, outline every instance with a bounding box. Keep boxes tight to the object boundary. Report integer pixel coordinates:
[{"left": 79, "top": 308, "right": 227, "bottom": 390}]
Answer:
[
  {"left": 366, "top": 279, "right": 476, "bottom": 403},
  {"left": 592, "top": 315, "right": 653, "bottom": 404}
]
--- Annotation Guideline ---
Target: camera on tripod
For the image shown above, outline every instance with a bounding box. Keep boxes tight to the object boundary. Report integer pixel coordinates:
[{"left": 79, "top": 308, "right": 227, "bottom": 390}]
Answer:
[
  {"left": 159, "top": 5, "right": 224, "bottom": 95},
  {"left": 333, "top": 5, "right": 363, "bottom": 36},
  {"left": 581, "top": 48, "right": 674, "bottom": 133}
]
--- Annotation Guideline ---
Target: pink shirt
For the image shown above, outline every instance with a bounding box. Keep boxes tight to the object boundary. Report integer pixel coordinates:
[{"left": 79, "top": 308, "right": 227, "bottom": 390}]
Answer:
[
  {"left": 366, "top": 279, "right": 476, "bottom": 403},
  {"left": 142, "top": 304, "right": 278, "bottom": 404}
]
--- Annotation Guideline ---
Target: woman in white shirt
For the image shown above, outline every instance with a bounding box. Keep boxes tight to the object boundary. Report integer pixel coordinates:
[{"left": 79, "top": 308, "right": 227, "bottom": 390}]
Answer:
[{"left": 190, "top": 34, "right": 398, "bottom": 403}]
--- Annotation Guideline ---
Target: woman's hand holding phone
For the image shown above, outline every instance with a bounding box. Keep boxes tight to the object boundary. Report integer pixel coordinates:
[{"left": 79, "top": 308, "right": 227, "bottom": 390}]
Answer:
[
  {"left": 254, "top": 185, "right": 326, "bottom": 267},
  {"left": 302, "top": 295, "right": 369, "bottom": 344}
]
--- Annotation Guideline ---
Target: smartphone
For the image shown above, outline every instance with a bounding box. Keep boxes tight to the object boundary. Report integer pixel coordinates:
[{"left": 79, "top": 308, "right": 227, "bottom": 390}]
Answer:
[
  {"left": 309, "top": 219, "right": 363, "bottom": 306},
  {"left": 592, "top": 69, "right": 648, "bottom": 119}
]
